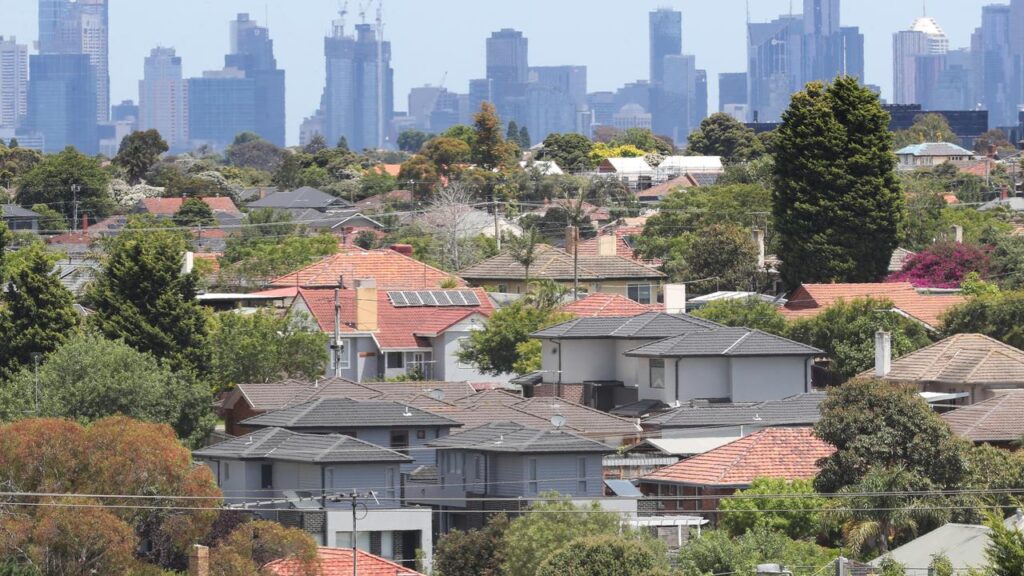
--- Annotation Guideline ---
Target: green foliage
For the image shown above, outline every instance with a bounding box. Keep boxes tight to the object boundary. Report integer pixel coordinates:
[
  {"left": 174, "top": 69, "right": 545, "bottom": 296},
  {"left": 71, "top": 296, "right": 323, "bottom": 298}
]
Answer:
[
  {"left": 433, "top": 514, "right": 508, "bottom": 576},
  {"left": 536, "top": 534, "right": 671, "bottom": 576},
  {"left": 225, "top": 138, "right": 283, "bottom": 171},
  {"left": 16, "top": 146, "right": 114, "bottom": 221},
  {"left": 878, "top": 556, "right": 908, "bottom": 576},
  {"left": 692, "top": 298, "right": 787, "bottom": 335},
  {"left": 208, "top": 311, "right": 328, "bottom": 392},
  {"left": 974, "top": 129, "right": 1016, "bottom": 156},
  {"left": 941, "top": 291, "right": 1024, "bottom": 349},
  {"left": 680, "top": 223, "right": 760, "bottom": 293},
  {"left": 422, "top": 136, "right": 472, "bottom": 175},
  {"left": 784, "top": 298, "right": 931, "bottom": 379},
  {"left": 961, "top": 271, "right": 1001, "bottom": 296},
  {"left": 929, "top": 553, "right": 954, "bottom": 576},
  {"left": 773, "top": 77, "right": 902, "bottom": 286},
  {"left": 398, "top": 155, "right": 439, "bottom": 199},
  {"left": 457, "top": 298, "right": 571, "bottom": 376},
  {"left": 892, "top": 114, "right": 958, "bottom": 149},
  {"left": 0, "top": 145, "right": 42, "bottom": 189},
  {"left": 220, "top": 209, "right": 336, "bottom": 285},
  {"left": 686, "top": 112, "right": 765, "bottom": 164},
  {"left": 989, "top": 235, "right": 1024, "bottom": 290},
  {"left": 397, "top": 129, "right": 431, "bottom": 153},
  {"left": 442, "top": 125, "right": 477, "bottom": 148},
  {"left": 0, "top": 333, "right": 215, "bottom": 447},
  {"left": 472, "top": 102, "right": 514, "bottom": 170},
  {"left": 114, "top": 129, "right": 169, "bottom": 185},
  {"left": 501, "top": 496, "right": 621, "bottom": 576},
  {"left": 87, "top": 220, "right": 210, "bottom": 374},
  {"left": 942, "top": 207, "right": 1013, "bottom": 245},
  {"left": 677, "top": 526, "right": 838, "bottom": 576},
  {"left": 611, "top": 128, "right": 674, "bottom": 154},
  {"left": 588, "top": 142, "right": 647, "bottom": 163},
  {"left": 30, "top": 203, "right": 68, "bottom": 232},
  {"left": 173, "top": 197, "right": 215, "bottom": 227},
  {"left": 719, "top": 478, "right": 825, "bottom": 539},
  {"left": 813, "top": 378, "right": 970, "bottom": 494},
  {"left": 540, "top": 133, "right": 595, "bottom": 172},
  {"left": 985, "top": 512, "right": 1024, "bottom": 575}
]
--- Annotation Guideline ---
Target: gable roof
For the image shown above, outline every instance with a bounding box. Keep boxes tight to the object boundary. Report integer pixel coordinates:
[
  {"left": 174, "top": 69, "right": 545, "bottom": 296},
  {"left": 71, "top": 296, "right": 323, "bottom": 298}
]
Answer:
[
  {"left": 460, "top": 244, "right": 665, "bottom": 282},
  {"left": 781, "top": 282, "right": 965, "bottom": 329},
  {"left": 863, "top": 333, "right": 1024, "bottom": 386},
  {"left": 193, "top": 427, "right": 412, "bottom": 464},
  {"left": 428, "top": 421, "right": 612, "bottom": 454},
  {"left": 640, "top": 427, "right": 834, "bottom": 487},
  {"left": 895, "top": 142, "right": 974, "bottom": 157},
  {"left": 889, "top": 248, "right": 916, "bottom": 273},
  {"left": 240, "top": 397, "right": 462, "bottom": 429},
  {"left": 248, "top": 187, "right": 351, "bottom": 210},
  {"left": 624, "top": 328, "right": 822, "bottom": 358},
  {"left": 1, "top": 204, "right": 40, "bottom": 219},
  {"left": 271, "top": 248, "right": 465, "bottom": 289},
  {"left": 942, "top": 390, "right": 1024, "bottom": 443},
  {"left": 560, "top": 293, "right": 656, "bottom": 317},
  {"left": 600, "top": 157, "right": 653, "bottom": 174},
  {"left": 266, "top": 547, "right": 425, "bottom": 576},
  {"left": 575, "top": 226, "right": 655, "bottom": 264},
  {"left": 869, "top": 523, "right": 994, "bottom": 574},
  {"left": 224, "top": 378, "right": 479, "bottom": 412},
  {"left": 139, "top": 196, "right": 241, "bottom": 216},
  {"left": 644, "top": 393, "right": 826, "bottom": 429},
  {"left": 532, "top": 312, "right": 721, "bottom": 339},
  {"left": 636, "top": 174, "right": 697, "bottom": 200}
]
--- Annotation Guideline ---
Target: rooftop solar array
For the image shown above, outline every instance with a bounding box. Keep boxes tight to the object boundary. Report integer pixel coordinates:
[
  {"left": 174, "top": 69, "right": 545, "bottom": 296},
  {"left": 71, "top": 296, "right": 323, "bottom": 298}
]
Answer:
[{"left": 388, "top": 290, "right": 481, "bottom": 307}]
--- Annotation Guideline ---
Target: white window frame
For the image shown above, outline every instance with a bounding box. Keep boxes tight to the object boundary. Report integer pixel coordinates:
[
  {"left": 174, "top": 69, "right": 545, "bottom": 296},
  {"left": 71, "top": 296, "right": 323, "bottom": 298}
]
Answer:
[
  {"left": 650, "top": 359, "right": 666, "bottom": 389},
  {"left": 577, "top": 457, "right": 587, "bottom": 493},
  {"left": 528, "top": 458, "right": 538, "bottom": 494},
  {"left": 628, "top": 283, "right": 653, "bottom": 304},
  {"left": 338, "top": 339, "right": 351, "bottom": 369}
]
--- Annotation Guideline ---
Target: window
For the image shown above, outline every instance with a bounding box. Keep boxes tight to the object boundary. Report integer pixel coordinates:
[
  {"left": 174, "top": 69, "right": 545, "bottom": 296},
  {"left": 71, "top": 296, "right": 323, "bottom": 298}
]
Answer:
[
  {"left": 650, "top": 359, "right": 665, "bottom": 389},
  {"left": 474, "top": 456, "right": 482, "bottom": 481},
  {"left": 337, "top": 339, "right": 351, "bottom": 369},
  {"left": 628, "top": 284, "right": 652, "bottom": 304},
  {"left": 260, "top": 463, "right": 273, "bottom": 490},
  {"left": 577, "top": 458, "right": 587, "bottom": 493},
  {"left": 390, "top": 430, "right": 409, "bottom": 454},
  {"left": 325, "top": 467, "right": 334, "bottom": 489},
  {"left": 222, "top": 461, "right": 230, "bottom": 481},
  {"left": 386, "top": 352, "right": 404, "bottom": 369},
  {"left": 456, "top": 338, "right": 474, "bottom": 369},
  {"left": 528, "top": 458, "right": 538, "bottom": 494},
  {"left": 386, "top": 468, "right": 396, "bottom": 500},
  {"left": 416, "top": 429, "right": 426, "bottom": 440}
]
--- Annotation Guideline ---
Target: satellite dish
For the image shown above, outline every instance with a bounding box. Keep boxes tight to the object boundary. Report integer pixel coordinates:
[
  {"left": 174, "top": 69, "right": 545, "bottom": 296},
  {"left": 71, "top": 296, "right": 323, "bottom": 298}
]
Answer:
[
  {"left": 550, "top": 414, "right": 567, "bottom": 429},
  {"left": 428, "top": 389, "right": 445, "bottom": 401}
]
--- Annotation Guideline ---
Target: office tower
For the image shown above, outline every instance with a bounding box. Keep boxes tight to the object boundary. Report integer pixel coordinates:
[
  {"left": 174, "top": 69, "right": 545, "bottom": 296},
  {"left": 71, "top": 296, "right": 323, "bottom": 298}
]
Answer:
[
  {"left": 111, "top": 100, "right": 138, "bottom": 126},
  {"left": 224, "top": 14, "right": 285, "bottom": 147},
  {"left": 321, "top": 12, "right": 394, "bottom": 151},
  {"left": 978, "top": 4, "right": 1013, "bottom": 127},
  {"left": 650, "top": 8, "right": 682, "bottom": 84},
  {"left": 429, "top": 90, "right": 461, "bottom": 134},
  {"left": 408, "top": 85, "right": 443, "bottom": 130},
  {"left": 718, "top": 72, "right": 748, "bottom": 113},
  {"left": 139, "top": 47, "right": 189, "bottom": 150},
  {"left": 694, "top": 70, "right": 708, "bottom": 128},
  {"left": 530, "top": 66, "right": 587, "bottom": 109},
  {"left": 893, "top": 17, "right": 949, "bottom": 105},
  {"left": 187, "top": 70, "right": 255, "bottom": 150},
  {"left": 586, "top": 91, "right": 616, "bottom": 127},
  {"left": 802, "top": 0, "right": 838, "bottom": 82},
  {"left": 525, "top": 66, "right": 587, "bottom": 141},
  {"left": 486, "top": 29, "right": 528, "bottom": 123},
  {"left": 655, "top": 55, "right": 695, "bottom": 143},
  {"left": 27, "top": 54, "right": 97, "bottom": 153},
  {"left": 468, "top": 78, "right": 492, "bottom": 117},
  {"left": 0, "top": 37, "right": 28, "bottom": 129},
  {"left": 38, "top": 0, "right": 108, "bottom": 124},
  {"left": 748, "top": 15, "right": 804, "bottom": 123}
]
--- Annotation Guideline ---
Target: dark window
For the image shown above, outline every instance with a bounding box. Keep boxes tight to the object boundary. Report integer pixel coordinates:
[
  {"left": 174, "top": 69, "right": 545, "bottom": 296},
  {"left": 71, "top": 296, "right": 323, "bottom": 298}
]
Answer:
[
  {"left": 390, "top": 430, "right": 409, "bottom": 454},
  {"left": 650, "top": 359, "right": 665, "bottom": 389},
  {"left": 386, "top": 352, "right": 404, "bottom": 369},
  {"left": 260, "top": 463, "right": 273, "bottom": 489},
  {"left": 416, "top": 429, "right": 426, "bottom": 440},
  {"left": 628, "top": 284, "right": 652, "bottom": 304}
]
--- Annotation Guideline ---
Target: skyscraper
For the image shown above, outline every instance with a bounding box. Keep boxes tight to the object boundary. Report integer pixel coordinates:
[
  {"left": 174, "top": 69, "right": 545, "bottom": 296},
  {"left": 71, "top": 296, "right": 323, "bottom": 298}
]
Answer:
[
  {"left": 0, "top": 37, "right": 28, "bottom": 130},
  {"left": 718, "top": 72, "right": 748, "bottom": 114},
  {"left": 893, "top": 17, "right": 949, "bottom": 105},
  {"left": 526, "top": 66, "right": 587, "bottom": 141},
  {"left": 747, "top": 15, "right": 804, "bottom": 123},
  {"left": 37, "top": 0, "right": 108, "bottom": 124},
  {"left": 978, "top": 4, "right": 1013, "bottom": 127},
  {"left": 650, "top": 8, "right": 682, "bottom": 84},
  {"left": 187, "top": 69, "right": 255, "bottom": 150},
  {"left": 486, "top": 29, "right": 528, "bottom": 123},
  {"left": 139, "top": 47, "right": 189, "bottom": 151},
  {"left": 224, "top": 14, "right": 285, "bottom": 147},
  {"left": 27, "top": 53, "right": 97, "bottom": 153}
]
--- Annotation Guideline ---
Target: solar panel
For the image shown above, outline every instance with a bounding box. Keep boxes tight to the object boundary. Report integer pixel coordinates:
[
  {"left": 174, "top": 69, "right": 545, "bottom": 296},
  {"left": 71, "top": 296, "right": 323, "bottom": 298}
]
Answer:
[{"left": 388, "top": 291, "right": 481, "bottom": 307}]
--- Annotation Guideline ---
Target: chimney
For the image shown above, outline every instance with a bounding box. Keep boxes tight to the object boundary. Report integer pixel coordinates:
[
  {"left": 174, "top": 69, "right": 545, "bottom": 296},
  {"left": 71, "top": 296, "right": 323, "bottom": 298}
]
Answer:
[
  {"left": 81, "top": 214, "right": 88, "bottom": 233},
  {"left": 389, "top": 244, "right": 413, "bottom": 257},
  {"left": 597, "top": 234, "right": 616, "bottom": 256},
  {"left": 874, "top": 331, "right": 892, "bottom": 377},
  {"left": 751, "top": 228, "right": 766, "bottom": 269},
  {"left": 565, "top": 225, "right": 579, "bottom": 255},
  {"left": 664, "top": 284, "right": 687, "bottom": 314},
  {"left": 188, "top": 545, "right": 209, "bottom": 576},
  {"left": 1001, "top": 186, "right": 1010, "bottom": 200},
  {"left": 951, "top": 224, "right": 963, "bottom": 244},
  {"left": 355, "top": 278, "right": 378, "bottom": 332},
  {"left": 181, "top": 251, "right": 194, "bottom": 275}
]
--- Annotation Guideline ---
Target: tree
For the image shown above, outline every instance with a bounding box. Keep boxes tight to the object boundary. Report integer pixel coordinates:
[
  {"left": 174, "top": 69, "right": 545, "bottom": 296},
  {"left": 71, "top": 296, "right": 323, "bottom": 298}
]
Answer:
[
  {"left": 398, "top": 155, "right": 439, "bottom": 199},
  {"left": 16, "top": 146, "right": 114, "bottom": 221},
  {"left": 892, "top": 113, "right": 958, "bottom": 149},
  {"left": 421, "top": 136, "right": 472, "bottom": 176},
  {"left": 888, "top": 242, "right": 990, "bottom": 288},
  {"left": 813, "top": 379, "right": 970, "bottom": 494},
  {"left": 501, "top": 496, "right": 621, "bottom": 576},
  {"left": 302, "top": 134, "right": 327, "bottom": 154},
  {"left": 114, "top": 129, "right": 169, "bottom": 185},
  {"left": 536, "top": 535, "right": 671, "bottom": 576},
  {"left": 173, "top": 197, "right": 216, "bottom": 227},
  {"left": 87, "top": 220, "right": 210, "bottom": 374},
  {"left": 433, "top": 514, "right": 508, "bottom": 576},
  {"left": 686, "top": 112, "right": 765, "bottom": 164},
  {"left": 209, "top": 311, "right": 328, "bottom": 391},
  {"left": 225, "top": 138, "right": 284, "bottom": 171},
  {"left": 989, "top": 235, "right": 1024, "bottom": 290},
  {"left": 785, "top": 298, "right": 931, "bottom": 380},
  {"left": 209, "top": 520, "right": 319, "bottom": 576},
  {"left": 681, "top": 223, "right": 760, "bottom": 292},
  {"left": 506, "top": 120, "right": 520, "bottom": 144},
  {"left": 973, "top": 129, "right": 1015, "bottom": 156},
  {"left": 336, "top": 136, "right": 349, "bottom": 151},
  {"left": 472, "top": 102, "right": 513, "bottom": 170},
  {"left": 612, "top": 128, "right": 673, "bottom": 154},
  {"left": 456, "top": 298, "right": 571, "bottom": 376},
  {"left": 985, "top": 512, "right": 1024, "bottom": 576},
  {"left": 719, "top": 478, "right": 825, "bottom": 540},
  {"left": 397, "top": 129, "right": 431, "bottom": 152},
  {"left": 929, "top": 554, "right": 954, "bottom": 576},
  {"left": 773, "top": 77, "right": 902, "bottom": 286},
  {"left": 692, "top": 298, "right": 787, "bottom": 335},
  {"left": 540, "top": 133, "right": 594, "bottom": 172},
  {"left": 442, "top": 125, "right": 477, "bottom": 149},
  {"left": 518, "top": 126, "right": 531, "bottom": 149},
  {"left": 0, "top": 333, "right": 216, "bottom": 447},
  {"left": 941, "top": 291, "right": 1024, "bottom": 349},
  {"left": 30, "top": 203, "right": 68, "bottom": 232},
  {"left": 677, "top": 526, "right": 837, "bottom": 576}
]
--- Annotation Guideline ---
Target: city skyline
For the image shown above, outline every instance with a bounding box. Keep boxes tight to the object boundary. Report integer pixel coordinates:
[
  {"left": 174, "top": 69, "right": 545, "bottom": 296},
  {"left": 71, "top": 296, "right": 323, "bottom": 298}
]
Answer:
[{"left": 0, "top": 0, "right": 1011, "bottom": 145}]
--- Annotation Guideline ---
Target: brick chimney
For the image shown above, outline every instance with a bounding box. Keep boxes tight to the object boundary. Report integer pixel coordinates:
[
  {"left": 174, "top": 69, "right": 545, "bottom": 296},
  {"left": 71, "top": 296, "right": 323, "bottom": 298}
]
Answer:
[
  {"left": 390, "top": 244, "right": 413, "bottom": 256},
  {"left": 597, "top": 234, "right": 616, "bottom": 256},
  {"left": 81, "top": 214, "right": 88, "bottom": 233},
  {"left": 565, "top": 226, "right": 579, "bottom": 256},
  {"left": 188, "top": 545, "right": 209, "bottom": 576},
  {"left": 355, "top": 278, "right": 378, "bottom": 332}
]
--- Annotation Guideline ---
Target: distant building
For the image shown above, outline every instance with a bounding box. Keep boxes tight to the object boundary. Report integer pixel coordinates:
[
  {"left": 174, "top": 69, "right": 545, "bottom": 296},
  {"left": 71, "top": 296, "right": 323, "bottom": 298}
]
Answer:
[
  {"left": 407, "top": 85, "right": 443, "bottom": 131},
  {"left": 486, "top": 28, "right": 528, "bottom": 124},
  {"left": 893, "top": 17, "right": 949, "bottom": 105},
  {"left": 38, "top": 0, "right": 109, "bottom": 124},
  {"left": 27, "top": 53, "right": 97, "bottom": 154},
  {"left": 526, "top": 66, "right": 586, "bottom": 141},
  {"left": 884, "top": 105, "right": 989, "bottom": 149},
  {"left": 612, "top": 104, "right": 652, "bottom": 131},
  {"left": 718, "top": 72, "right": 747, "bottom": 115},
  {"left": 978, "top": 4, "right": 1014, "bottom": 128},
  {"left": 224, "top": 13, "right": 285, "bottom": 147},
  {"left": 110, "top": 99, "right": 138, "bottom": 125},
  {"left": 747, "top": 15, "right": 803, "bottom": 123},
  {"left": 139, "top": 47, "right": 188, "bottom": 151},
  {"left": 649, "top": 8, "right": 682, "bottom": 85},
  {"left": 0, "top": 37, "right": 28, "bottom": 130}
]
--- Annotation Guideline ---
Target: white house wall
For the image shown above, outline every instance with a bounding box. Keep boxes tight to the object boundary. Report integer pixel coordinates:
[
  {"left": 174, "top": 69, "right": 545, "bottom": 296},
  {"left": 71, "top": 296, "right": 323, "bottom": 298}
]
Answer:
[
  {"left": 729, "top": 357, "right": 809, "bottom": 402},
  {"left": 325, "top": 507, "right": 433, "bottom": 570}
]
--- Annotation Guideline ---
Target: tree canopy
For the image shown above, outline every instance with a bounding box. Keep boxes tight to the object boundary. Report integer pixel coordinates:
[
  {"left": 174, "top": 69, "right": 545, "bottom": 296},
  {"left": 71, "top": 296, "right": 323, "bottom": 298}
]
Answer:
[
  {"left": 16, "top": 146, "right": 114, "bottom": 222},
  {"left": 208, "top": 311, "right": 328, "bottom": 391},
  {"left": 719, "top": 478, "right": 824, "bottom": 540},
  {"left": 892, "top": 113, "right": 958, "bottom": 149},
  {"left": 686, "top": 112, "right": 766, "bottom": 164},
  {"left": 941, "top": 291, "right": 1024, "bottom": 349},
  {"left": 114, "top": 129, "right": 169, "bottom": 185},
  {"left": 173, "top": 197, "right": 216, "bottom": 228},
  {"left": 536, "top": 535, "right": 671, "bottom": 576},
  {"left": 540, "top": 133, "right": 594, "bottom": 172},
  {"left": 692, "top": 298, "right": 787, "bottom": 335}
]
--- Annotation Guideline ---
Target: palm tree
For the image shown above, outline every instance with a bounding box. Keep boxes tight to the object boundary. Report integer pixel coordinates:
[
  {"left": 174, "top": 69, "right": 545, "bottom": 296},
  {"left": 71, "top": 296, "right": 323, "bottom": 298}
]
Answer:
[{"left": 507, "top": 226, "right": 541, "bottom": 287}]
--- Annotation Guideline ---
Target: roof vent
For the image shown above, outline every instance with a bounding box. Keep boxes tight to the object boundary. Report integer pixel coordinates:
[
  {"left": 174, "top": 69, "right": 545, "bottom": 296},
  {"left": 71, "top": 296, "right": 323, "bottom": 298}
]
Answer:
[
  {"left": 550, "top": 415, "right": 567, "bottom": 429},
  {"left": 402, "top": 405, "right": 412, "bottom": 417}
]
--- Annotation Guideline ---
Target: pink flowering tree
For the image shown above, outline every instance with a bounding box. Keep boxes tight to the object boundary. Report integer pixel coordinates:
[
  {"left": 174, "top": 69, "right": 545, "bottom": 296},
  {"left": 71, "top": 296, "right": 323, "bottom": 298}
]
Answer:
[{"left": 888, "top": 242, "right": 990, "bottom": 288}]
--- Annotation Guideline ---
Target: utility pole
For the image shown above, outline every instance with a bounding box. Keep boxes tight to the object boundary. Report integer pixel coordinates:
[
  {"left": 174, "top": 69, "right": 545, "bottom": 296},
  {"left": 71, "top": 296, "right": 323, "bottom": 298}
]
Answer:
[
  {"left": 351, "top": 492, "right": 358, "bottom": 576},
  {"left": 70, "top": 184, "right": 81, "bottom": 232},
  {"left": 332, "top": 275, "right": 344, "bottom": 377},
  {"left": 494, "top": 202, "right": 501, "bottom": 251}
]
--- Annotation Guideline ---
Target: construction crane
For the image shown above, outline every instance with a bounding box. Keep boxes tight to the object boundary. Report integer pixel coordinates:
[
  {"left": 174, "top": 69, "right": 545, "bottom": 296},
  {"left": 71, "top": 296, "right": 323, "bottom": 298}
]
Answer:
[{"left": 332, "top": 0, "right": 348, "bottom": 36}]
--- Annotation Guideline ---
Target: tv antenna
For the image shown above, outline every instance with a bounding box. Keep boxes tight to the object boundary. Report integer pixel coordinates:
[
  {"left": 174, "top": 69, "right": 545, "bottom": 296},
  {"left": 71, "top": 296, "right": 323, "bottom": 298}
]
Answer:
[{"left": 550, "top": 414, "right": 567, "bottom": 429}]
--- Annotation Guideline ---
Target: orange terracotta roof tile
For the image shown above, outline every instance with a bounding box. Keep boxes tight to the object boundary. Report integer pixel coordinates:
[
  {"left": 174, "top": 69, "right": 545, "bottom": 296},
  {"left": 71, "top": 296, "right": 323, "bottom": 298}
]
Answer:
[
  {"left": 271, "top": 248, "right": 466, "bottom": 290},
  {"left": 575, "top": 226, "right": 650, "bottom": 262},
  {"left": 140, "top": 196, "right": 241, "bottom": 216},
  {"left": 641, "top": 427, "right": 834, "bottom": 487},
  {"left": 780, "top": 282, "right": 964, "bottom": 329},
  {"left": 560, "top": 293, "right": 655, "bottom": 317},
  {"left": 266, "top": 547, "right": 425, "bottom": 576},
  {"left": 193, "top": 252, "right": 221, "bottom": 274},
  {"left": 636, "top": 174, "right": 698, "bottom": 200}
]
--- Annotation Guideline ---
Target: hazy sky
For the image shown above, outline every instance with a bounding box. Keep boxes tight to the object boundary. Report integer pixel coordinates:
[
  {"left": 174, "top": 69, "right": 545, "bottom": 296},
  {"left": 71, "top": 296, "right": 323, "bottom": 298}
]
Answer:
[{"left": 0, "top": 0, "right": 1002, "bottom": 144}]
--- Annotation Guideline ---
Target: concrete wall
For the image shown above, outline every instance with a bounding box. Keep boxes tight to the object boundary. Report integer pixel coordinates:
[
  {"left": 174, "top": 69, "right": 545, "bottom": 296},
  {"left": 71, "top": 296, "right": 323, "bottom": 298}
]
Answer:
[
  {"left": 439, "top": 451, "right": 604, "bottom": 499},
  {"left": 729, "top": 357, "right": 809, "bottom": 402},
  {"left": 326, "top": 507, "right": 433, "bottom": 570},
  {"left": 540, "top": 339, "right": 618, "bottom": 384}
]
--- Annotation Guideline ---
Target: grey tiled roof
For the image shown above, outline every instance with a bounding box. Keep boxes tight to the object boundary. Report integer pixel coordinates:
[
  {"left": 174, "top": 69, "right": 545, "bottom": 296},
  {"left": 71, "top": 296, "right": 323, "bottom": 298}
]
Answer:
[
  {"left": 240, "top": 397, "right": 462, "bottom": 429},
  {"left": 459, "top": 244, "right": 666, "bottom": 281},
  {"left": 193, "top": 427, "right": 411, "bottom": 463},
  {"left": 532, "top": 312, "right": 721, "bottom": 339},
  {"left": 624, "top": 328, "right": 822, "bottom": 358},
  {"left": 428, "top": 422, "right": 613, "bottom": 454},
  {"left": 248, "top": 187, "right": 352, "bottom": 210},
  {"left": 232, "top": 378, "right": 478, "bottom": 411},
  {"left": 1, "top": 204, "right": 40, "bottom": 218},
  {"left": 644, "top": 393, "right": 826, "bottom": 429}
]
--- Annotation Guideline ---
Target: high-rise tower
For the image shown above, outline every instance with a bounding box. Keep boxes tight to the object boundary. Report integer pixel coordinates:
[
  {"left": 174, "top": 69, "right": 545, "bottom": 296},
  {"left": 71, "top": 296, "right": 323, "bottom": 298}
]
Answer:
[
  {"left": 0, "top": 37, "right": 28, "bottom": 130},
  {"left": 486, "top": 28, "right": 528, "bottom": 123},
  {"left": 139, "top": 47, "right": 189, "bottom": 151},
  {"left": 649, "top": 8, "right": 682, "bottom": 84}
]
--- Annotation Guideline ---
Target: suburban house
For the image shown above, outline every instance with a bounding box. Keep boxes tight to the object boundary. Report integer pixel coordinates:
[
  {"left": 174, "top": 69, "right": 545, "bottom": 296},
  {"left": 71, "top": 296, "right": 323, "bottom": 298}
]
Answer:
[
  {"left": 270, "top": 246, "right": 466, "bottom": 290},
  {"left": 942, "top": 390, "right": 1024, "bottom": 445},
  {"left": 247, "top": 186, "right": 353, "bottom": 212},
  {"left": 895, "top": 142, "right": 975, "bottom": 170},
  {"left": 529, "top": 313, "right": 821, "bottom": 410},
  {"left": 597, "top": 157, "right": 655, "bottom": 190},
  {"left": 636, "top": 174, "right": 697, "bottom": 204},
  {"left": 574, "top": 226, "right": 658, "bottom": 265},
  {"left": 655, "top": 155, "right": 724, "bottom": 181},
  {"left": 134, "top": 196, "right": 243, "bottom": 228},
  {"left": 1, "top": 205, "right": 40, "bottom": 232},
  {"left": 780, "top": 282, "right": 965, "bottom": 331},
  {"left": 519, "top": 160, "right": 564, "bottom": 175},
  {"left": 289, "top": 284, "right": 504, "bottom": 383},
  {"left": 266, "top": 548, "right": 425, "bottom": 576},
  {"left": 868, "top": 333, "right": 1024, "bottom": 405},
  {"left": 193, "top": 427, "right": 433, "bottom": 569},
  {"left": 354, "top": 189, "right": 415, "bottom": 212},
  {"left": 459, "top": 244, "right": 666, "bottom": 300},
  {"left": 638, "top": 427, "right": 834, "bottom": 520},
  {"left": 560, "top": 293, "right": 657, "bottom": 318},
  {"left": 407, "top": 205, "right": 523, "bottom": 239},
  {"left": 641, "top": 392, "right": 826, "bottom": 439},
  {"left": 407, "top": 421, "right": 613, "bottom": 532}
]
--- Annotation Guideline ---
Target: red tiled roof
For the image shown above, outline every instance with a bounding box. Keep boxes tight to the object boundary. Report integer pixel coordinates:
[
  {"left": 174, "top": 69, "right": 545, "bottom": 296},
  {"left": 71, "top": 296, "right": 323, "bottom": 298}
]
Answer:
[
  {"left": 637, "top": 174, "right": 697, "bottom": 200},
  {"left": 251, "top": 286, "right": 300, "bottom": 298},
  {"left": 957, "top": 158, "right": 995, "bottom": 178},
  {"left": 642, "top": 427, "right": 834, "bottom": 487},
  {"left": 780, "top": 282, "right": 965, "bottom": 329},
  {"left": 374, "top": 164, "right": 403, "bottom": 177},
  {"left": 294, "top": 287, "right": 494, "bottom": 350},
  {"left": 270, "top": 248, "right": 466, "bottom": 289},
  {"left": 193, "top": 252, "right": 221, "bottom": 274},
  {"left": 560, "top": 293, "right": 655, "bottom": 317},
  {"left": 575, "top": 226, "right": 661, "bottom": 265},
  {"left": 139, "top": 196, "right": 241, "bottom": 216},
  {"left": 266, "top": 547, "right": 424, "bottom": 576}
]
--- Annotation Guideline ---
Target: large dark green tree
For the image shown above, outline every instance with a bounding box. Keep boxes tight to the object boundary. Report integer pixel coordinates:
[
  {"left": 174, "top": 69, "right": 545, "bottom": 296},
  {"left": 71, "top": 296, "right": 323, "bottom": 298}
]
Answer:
[
  {"left": 471, "top": 102, "right": 514, "bottom": 170},
  {"left": 540, "top": 133, "right": 594, "bottom": 172},
  {"left": 114, "top": 129, "right": 169, "bottom": 185},
  {"left": 208, "top": 311, "right": 328, "bottom": 391},
  {"left": 86, "top": 220, "right": 210, "bottom": 374},
  {"left": 16, "top": 146, "right": 114, "bottom": 221},
  {"left": 172, "top": 197, "right": 216, "bottom": 228},
  {"left": 772, "top": 77, "right": 902, "bottom": 286},
  {"left": 686, "top": 112, "right": 765, "bottom": 164}
]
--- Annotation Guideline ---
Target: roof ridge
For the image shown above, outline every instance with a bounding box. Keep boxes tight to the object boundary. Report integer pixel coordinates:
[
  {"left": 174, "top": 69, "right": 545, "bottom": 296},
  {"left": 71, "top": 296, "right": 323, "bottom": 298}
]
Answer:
[
  {"left": 289, "top": 397, "right": 328, "bottom": 425},
  {"left": 722, "top": 330, "right": 753, "bottom": 355},
  {"left": 244, "top": 427, "right": 288, "bottom": 457}
]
